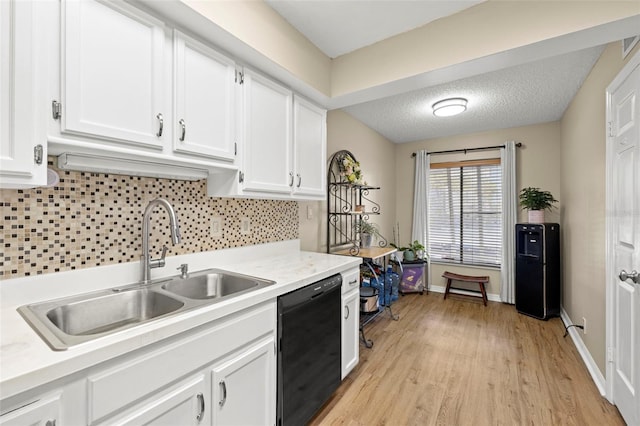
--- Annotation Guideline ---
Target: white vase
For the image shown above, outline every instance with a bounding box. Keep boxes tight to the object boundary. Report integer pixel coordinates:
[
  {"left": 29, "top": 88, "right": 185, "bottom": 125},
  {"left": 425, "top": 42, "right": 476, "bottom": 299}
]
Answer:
[
  {"left": 360, "top": 233, "right": 372, "bottom": 248},
  {"left": 528, "top": 210, "right": 545, "bottom": 223}
]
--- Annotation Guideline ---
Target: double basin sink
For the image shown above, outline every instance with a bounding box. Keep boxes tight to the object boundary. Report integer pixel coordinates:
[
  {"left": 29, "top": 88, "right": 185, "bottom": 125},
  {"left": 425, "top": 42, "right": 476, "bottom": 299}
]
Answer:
[{"left": 18, "top": 269, "right": 275, "bottom": 351}]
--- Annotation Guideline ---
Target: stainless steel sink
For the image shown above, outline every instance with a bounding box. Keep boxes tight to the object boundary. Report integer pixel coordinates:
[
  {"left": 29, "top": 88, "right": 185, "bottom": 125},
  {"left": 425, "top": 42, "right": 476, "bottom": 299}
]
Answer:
[
  {"left": 45, "top": 289, "right": 184, "bottom": 336},
  {"left": 162, "top": 270, "right": 271, "bottom": 300},
  {"left": 18, "top": 268, "right": 275, "bottom": 351}
]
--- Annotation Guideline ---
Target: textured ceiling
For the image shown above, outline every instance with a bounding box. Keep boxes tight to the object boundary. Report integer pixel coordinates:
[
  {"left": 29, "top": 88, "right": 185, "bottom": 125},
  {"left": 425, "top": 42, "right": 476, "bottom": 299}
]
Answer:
[
  {"left": 343, "top": 46, "right": 605, "bottom": 143},
  {"left": 265, "top": 0, "right": 484, "bottom": 58},
  {"left": 264, "top": 1, "right": 617, "bottom": 143}
]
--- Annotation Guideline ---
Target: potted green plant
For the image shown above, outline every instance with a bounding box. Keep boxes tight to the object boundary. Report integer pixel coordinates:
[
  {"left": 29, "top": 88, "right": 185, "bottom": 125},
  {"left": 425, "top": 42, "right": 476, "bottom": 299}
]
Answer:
[
  {"left": 391, "top": 240, "right": 425, "bottom": 261},
  {"left": 353, "top": 220, "right": 381, "bottom": 248},
  {"left": 519, "top": 187, "right": 558, "bottom": 223}
]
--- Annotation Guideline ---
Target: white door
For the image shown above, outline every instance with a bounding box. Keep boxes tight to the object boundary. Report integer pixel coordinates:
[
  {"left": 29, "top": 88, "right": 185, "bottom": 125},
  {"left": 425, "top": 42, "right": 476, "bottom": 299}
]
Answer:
[
  {"left": 606, "top": 51, "right": 640, "bottom": 426},
  {"left": 293, "top": 96, "right": 326, "bottom": 198},
  {"left": 241, "top": 69, "right": 293, "bottom": 195},
  {"left": 342, "top": 288, "right": 360, "bottom": 379},
  {"left": 174, "top": 30, "right": 236, "bottom": 162},
  {"left": 61, "top": 0, "right": 165, "bottom": 148},
  {"left": 211, "top": 337, "right": 275, "bottom": 426}
]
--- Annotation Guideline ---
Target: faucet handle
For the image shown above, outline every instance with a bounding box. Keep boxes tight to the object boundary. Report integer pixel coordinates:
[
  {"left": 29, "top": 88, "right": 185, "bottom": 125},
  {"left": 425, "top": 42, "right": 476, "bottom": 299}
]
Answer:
[
  {"left": 148, "top": 245, "right": 169, "bottom": 270},
  {"left": 177, "top": 263, "right": 188, "bottom": 279},
  {"left": 157, "top": 245, "right": 168, "bottom": 268}
]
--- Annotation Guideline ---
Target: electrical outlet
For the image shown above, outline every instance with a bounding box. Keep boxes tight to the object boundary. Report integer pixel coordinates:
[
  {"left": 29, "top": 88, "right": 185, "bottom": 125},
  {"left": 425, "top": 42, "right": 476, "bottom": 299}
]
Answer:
[
  {"left": 582, "top": 317, "right": 587, "bottom": 334},
  {"left": 210, "top": 216, "right": 222, "bottom": 238},
  {"left": 240, "top": 217, "right": 251, "bottom": 235},
  {"left": 307, "top": 205, "right": 313, "bottom": 220}
]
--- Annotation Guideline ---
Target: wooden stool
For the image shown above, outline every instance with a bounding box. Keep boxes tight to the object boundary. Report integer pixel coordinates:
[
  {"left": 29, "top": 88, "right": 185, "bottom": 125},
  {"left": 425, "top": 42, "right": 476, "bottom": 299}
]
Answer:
[{"left": 442, "top": 271, "right": 489, "bottom": 306}]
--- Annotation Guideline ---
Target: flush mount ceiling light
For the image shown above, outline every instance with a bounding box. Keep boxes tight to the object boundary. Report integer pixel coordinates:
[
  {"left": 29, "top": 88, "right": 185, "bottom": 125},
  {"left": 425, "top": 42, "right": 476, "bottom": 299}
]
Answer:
[{"left": 432, "top": 97, "right": 468, "bottom": 117}]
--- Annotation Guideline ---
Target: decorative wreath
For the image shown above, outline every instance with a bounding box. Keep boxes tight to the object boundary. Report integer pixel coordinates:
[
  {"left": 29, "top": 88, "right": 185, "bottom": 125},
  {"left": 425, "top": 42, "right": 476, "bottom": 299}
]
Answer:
[{"left": 340, "top": 154, "right": 365, "bottom": 185}]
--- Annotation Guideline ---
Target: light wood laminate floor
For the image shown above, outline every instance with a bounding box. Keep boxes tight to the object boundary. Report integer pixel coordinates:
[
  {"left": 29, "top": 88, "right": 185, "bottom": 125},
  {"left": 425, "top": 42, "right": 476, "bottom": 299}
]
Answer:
[{"left": 310, "top": 292, "right": 624, "bottom": 426}]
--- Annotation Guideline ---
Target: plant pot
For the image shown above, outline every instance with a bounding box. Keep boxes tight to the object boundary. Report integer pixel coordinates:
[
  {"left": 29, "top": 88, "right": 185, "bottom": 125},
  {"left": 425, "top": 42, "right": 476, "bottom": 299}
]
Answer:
[
  {"left": 360, "top": 233, "right": 372, "bottom": 248},
  {"left": 528, "top": 210, "right": 545, "bottom": 223},
  {"left": 403, "top": 250, "right": 415, "bottom": 261}
]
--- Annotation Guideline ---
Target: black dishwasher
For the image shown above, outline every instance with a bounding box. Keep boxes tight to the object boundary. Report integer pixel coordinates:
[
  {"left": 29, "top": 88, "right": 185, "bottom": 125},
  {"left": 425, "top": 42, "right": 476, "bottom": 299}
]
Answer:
[{"left": 277, "top": 273, "right": 342, "bottom": 426}]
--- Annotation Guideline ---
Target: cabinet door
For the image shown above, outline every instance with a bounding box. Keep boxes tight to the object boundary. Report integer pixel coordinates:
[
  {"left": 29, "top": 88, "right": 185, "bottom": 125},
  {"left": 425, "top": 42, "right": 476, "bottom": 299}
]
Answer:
[
  {"left": 242, "top": 69, "right": 293, "bottom": 194},
  {"left": 293, "top": 96, "right": 326, "bottom": 198},
  {"left": 174, "top": 30, "right": 236, "bottom": 162},
  {"left": 0, "top": 0, "right": 47, "bottom": 188},
  {"left": 61, "top": 0, "right": 165, "bottom": 148},
  {"left": 105, "top": 375, "right": 207, "bottom": 426},
  {"left": 342, "top": 288, "right": 360, "bottom": 379},
  {"left": 0, "top": 392, "right": 61, "bottom": 426},
  {"left": 211, "top": 337, "right": 275, "bottom": 426}
]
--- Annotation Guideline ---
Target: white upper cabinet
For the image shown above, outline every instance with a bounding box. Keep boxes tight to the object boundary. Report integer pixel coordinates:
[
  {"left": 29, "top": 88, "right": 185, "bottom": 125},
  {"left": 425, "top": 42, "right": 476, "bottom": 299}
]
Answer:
[
  {"left": 61, "top": 0, "right": 165, "bottom": 149},
  {"left": 210, "top": 69, "right": 327, "bottom": 200},
  {"left": 241, "top": 69, "right": 293, "bottom": 194},
  {"left": 0, "top": 0, "right": 48, "bottom": 189},
  {"left": 293, "top": 95, "right": 326, "bottom": 197},
  {"left": 173, "top": 30, "right": 236, "bottom": 162}
]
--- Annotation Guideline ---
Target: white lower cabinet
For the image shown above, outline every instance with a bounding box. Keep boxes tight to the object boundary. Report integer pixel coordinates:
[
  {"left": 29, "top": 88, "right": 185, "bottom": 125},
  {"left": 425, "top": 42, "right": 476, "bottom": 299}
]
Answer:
[
  {"left": 341, "top": 268, "right": 360, "bottom": 379},
  {"left": 342, "top": 288, "right": 360, "bottom": 379},
  {"left": 0, "top": 392, "right": 61, "bottom": 426},
  {"left": 211, "top": 337, "right": 276, "bottom": 426},
  {"left": 85, "top": 302, "right": 275, "bottom": 425},
  {"left": 104, "top": 375, "right": 207, "bottom": 426}
]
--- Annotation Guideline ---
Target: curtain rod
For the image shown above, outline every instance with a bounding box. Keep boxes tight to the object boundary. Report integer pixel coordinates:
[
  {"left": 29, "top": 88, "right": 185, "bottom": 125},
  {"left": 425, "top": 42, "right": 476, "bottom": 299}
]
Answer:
[{"left": 410, "top": 142, "right": 522, "bottom": 157}]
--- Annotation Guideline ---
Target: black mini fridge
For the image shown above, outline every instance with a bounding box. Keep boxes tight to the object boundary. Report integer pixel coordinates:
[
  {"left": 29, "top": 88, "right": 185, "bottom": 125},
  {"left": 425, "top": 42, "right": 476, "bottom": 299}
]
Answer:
[{"left": 515, "top": 223, "right": 560, "bottom": 319}]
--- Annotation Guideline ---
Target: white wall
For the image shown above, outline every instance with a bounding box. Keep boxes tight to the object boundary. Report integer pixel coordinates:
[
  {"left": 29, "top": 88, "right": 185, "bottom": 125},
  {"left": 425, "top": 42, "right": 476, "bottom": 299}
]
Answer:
[
  {"left": 299, "top": 110, "right": 396, "bottom": 253},
  {"left": 560, "top": 40, "right": 640, "bottom": 374},
  {"left": 393, "top": 121, "right": 562, "bottom": 296}
]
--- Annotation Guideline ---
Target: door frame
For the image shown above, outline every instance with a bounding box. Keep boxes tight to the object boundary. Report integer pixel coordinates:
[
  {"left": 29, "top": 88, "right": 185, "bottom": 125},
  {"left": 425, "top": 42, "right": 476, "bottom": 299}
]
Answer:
[{"left": 605, "top": 48, "right": 640, "bottom": 403}]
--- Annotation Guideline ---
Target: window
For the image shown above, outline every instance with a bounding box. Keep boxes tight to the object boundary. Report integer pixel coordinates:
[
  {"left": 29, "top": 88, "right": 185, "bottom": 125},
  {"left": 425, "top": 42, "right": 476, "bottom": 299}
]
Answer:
[{"left": 429, "top": 159, "right": 502, "bottom": 267}]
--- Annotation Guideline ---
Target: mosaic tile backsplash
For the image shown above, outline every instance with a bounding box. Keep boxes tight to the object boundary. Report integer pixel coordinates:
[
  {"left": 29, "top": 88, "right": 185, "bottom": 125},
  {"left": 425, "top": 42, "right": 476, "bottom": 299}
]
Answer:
[{"left": 0, "top": 158, "right": 298, "bottom": 279}]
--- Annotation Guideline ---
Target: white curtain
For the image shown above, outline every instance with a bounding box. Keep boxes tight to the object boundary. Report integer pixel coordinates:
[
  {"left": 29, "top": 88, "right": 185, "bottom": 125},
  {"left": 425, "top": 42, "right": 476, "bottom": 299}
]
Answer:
[
  {"left": 411, "top": 150, "right": 431, "bottom": 289},
  {"left": 500, "top": 141, "right": 517, "bottom": 304}
]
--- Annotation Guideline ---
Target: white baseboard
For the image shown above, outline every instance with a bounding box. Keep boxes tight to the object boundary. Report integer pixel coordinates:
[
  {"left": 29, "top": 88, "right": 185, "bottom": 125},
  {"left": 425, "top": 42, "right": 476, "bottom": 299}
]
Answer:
[
  {"left": 560, "top": 308, "right": 607, "bottom": 396},
  {"left": 430, "top": 285, "right": 502, "bottom": 303}
]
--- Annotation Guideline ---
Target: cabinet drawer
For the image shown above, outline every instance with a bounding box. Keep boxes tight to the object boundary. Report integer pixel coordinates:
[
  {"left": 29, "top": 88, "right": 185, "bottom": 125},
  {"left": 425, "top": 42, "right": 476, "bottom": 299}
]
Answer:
[
  {"left": 87, "top": 302, "right": 275, "bottom": 424},
  {"left": 341, "top": 268, "right": 360, "bottom": 294},
  {"left": 0, "top": 392, "right": 61, "bottom": 426}
]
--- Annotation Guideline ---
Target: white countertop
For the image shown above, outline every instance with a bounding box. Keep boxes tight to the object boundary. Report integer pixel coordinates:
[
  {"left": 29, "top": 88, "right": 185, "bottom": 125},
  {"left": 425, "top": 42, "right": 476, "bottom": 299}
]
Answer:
[{"left": 0, "top": 240, "right": 361, "bottom": 400}]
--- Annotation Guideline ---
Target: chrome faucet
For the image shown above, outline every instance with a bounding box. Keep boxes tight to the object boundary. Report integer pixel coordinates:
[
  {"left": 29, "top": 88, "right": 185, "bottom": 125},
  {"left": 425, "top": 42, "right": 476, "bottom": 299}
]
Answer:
[{"left": 141, "top": 198, "right": 181, "bottom": 283}]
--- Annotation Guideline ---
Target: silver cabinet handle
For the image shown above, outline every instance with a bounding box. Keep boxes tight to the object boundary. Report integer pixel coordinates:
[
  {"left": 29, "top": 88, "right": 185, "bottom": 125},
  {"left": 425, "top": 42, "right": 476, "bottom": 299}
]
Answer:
[
  {"left": 289, "top": 171, "right": 294, "bottom": 187},
  {"left": 219, "top": 380, "right": 227, "bottom": 407},
  {"left": 179, "top": 119, "right": 186, "bottom": 142},
  {"left": 619, "top": 270, "right": 639, "bottom": 284},
  {"left": 296, "top": 173, "right": 301, "bottom": 188},
  {"left": 344, "top": 305, "right": 349, "bottom": 319},
  {"left": 196, "top": 392, "right": 205, "bottom": 422},
  {"left": 156, "top": 113, "right": 163, "bottom": 137}
]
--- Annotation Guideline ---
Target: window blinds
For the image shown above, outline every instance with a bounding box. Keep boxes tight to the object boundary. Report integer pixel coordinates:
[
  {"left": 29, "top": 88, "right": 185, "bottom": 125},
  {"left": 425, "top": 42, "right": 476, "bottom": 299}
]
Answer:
[{"left": 429, "top": 162, "right": 502, "bottom": 267}]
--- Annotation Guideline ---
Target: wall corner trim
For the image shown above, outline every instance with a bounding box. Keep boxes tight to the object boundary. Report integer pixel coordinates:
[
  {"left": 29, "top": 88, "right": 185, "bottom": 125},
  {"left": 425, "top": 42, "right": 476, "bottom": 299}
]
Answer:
[{"left": 560, "top": 307, "right": 608, "bottom": 397}]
